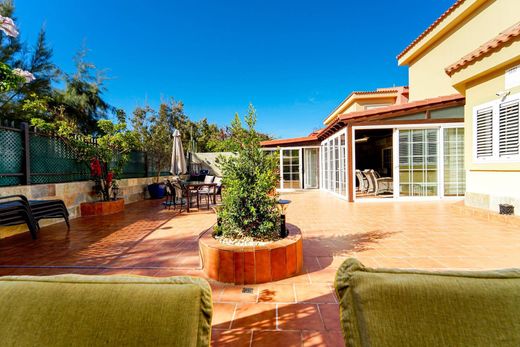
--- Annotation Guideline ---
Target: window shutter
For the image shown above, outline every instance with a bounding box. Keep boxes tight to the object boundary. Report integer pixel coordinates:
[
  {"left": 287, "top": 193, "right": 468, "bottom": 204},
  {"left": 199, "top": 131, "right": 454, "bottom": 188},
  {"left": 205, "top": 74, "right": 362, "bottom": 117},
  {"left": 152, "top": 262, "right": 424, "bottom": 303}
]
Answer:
[
  {"left": 499, "top": 100, "right": 520, "bottom": 157},
  {"left": 476, "top": 107, "right": 493, "bottom": 158}
]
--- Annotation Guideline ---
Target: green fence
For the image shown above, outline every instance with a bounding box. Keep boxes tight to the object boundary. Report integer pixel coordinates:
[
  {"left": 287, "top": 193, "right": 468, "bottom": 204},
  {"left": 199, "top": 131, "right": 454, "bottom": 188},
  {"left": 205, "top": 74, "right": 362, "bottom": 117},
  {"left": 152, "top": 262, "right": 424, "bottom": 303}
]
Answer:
[{"left": 0, "top": 122, "right": 168, "bottom": 187}]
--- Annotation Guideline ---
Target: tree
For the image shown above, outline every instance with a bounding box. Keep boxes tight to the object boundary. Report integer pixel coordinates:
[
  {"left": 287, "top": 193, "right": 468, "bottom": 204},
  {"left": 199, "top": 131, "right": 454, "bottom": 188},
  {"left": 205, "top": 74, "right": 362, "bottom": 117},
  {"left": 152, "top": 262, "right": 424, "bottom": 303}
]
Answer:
[
  {"left": 0, "top": 0, "right": 22, "bottom": 65},
  {"left": 215, "top": 105, "right": 281, "bottom": 241},
  {"left": 55, "top": 46, "right": 113, "bottom": 132},
  {"left": 131, "top": 104, "right": 172, "bottom": 182},
  {"left": 25, "top": 27, "right": 59, "bottom": 97}
]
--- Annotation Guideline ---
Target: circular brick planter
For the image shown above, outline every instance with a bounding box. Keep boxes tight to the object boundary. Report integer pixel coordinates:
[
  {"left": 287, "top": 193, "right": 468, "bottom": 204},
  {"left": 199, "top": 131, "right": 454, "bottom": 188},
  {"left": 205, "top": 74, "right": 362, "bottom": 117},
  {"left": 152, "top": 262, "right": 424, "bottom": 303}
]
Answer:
[
  {"left": 80, "top": 199, "right": 125, "bottom": 217},
  {"left": 199, "top": 224, "right": 303, "bottom": 284}
]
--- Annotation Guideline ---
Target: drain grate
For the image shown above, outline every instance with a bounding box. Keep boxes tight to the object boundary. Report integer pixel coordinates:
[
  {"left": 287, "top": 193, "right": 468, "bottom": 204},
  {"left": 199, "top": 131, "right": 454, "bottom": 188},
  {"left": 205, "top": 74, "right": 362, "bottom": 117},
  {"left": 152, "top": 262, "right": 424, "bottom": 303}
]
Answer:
[{"left": 242, "top": 287, "right": 254, "bottom": 294}]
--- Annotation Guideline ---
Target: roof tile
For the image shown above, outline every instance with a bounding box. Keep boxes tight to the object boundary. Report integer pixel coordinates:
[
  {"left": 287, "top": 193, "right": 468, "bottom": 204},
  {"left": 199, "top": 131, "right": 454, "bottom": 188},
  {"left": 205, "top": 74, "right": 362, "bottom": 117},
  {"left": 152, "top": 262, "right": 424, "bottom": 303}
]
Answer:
[{"left": 445, "top": 22, "right": 520, "bottom": 76}]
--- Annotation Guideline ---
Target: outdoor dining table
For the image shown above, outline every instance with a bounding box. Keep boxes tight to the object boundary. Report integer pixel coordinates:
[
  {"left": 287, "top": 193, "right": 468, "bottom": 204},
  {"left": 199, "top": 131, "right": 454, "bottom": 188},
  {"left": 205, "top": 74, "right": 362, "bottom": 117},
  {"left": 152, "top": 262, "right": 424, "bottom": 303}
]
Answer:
[{"left": 183, "top": 181, "right": 218, "bottom": 212}]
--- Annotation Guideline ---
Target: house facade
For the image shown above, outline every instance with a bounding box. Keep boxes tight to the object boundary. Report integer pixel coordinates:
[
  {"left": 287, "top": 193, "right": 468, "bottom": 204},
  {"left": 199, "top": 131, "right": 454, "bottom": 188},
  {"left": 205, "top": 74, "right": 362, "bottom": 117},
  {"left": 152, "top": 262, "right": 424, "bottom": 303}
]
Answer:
[
  {"left": 398, "top": 0, "right": 520, "bottom": 214},
  {"left": 261, "top": 0, "right": 520, "bottom": 215}
]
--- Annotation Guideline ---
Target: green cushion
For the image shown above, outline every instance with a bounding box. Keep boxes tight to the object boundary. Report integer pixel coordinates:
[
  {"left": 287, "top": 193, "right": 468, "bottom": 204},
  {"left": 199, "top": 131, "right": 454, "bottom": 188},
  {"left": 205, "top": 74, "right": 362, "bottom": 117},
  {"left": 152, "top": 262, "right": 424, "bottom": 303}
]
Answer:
[
  {"left": 335, "top": 258, "right": 520, "bottom": 347},
  {"left": 0, "top": 275, "right": 212, "bottom": 347}
]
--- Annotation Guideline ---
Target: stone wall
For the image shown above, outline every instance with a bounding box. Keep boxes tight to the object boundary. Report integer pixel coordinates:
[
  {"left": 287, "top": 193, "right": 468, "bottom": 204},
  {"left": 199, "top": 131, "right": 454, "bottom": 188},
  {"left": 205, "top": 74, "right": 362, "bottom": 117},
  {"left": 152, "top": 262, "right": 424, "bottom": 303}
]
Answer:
[{"left": 0, "top": 176, "right": 174, "bottom": 237}]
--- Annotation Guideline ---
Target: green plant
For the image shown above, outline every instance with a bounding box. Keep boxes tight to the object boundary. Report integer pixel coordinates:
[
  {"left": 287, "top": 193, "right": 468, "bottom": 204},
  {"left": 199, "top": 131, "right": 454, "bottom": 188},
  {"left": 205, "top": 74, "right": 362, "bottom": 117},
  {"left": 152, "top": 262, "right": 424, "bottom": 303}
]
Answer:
[
  {"left": 31, "top": 117, "right": 137, "bottom": 201},
  {"left": 0, "top": 62, "right": 23, "bottom": 92},
  {"left": 131, "top": 105, "right": 172, "bottom": 182},
  {"left": 215, "top": 105, "right": 281, "bottom": 241}
]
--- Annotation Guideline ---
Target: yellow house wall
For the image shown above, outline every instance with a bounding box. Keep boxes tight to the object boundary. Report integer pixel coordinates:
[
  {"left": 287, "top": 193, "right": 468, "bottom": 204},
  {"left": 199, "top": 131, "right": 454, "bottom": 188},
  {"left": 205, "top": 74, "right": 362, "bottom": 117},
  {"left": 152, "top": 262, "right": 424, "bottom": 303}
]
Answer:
[
  {"left": 407, "top": 0, "right": 520, "bottom": 101},
  {"left": 324, "top": 95, "right": 398, "bottom": 124},
  {"left": 461, "top": 58, "right": 520, "bottom": 215}
]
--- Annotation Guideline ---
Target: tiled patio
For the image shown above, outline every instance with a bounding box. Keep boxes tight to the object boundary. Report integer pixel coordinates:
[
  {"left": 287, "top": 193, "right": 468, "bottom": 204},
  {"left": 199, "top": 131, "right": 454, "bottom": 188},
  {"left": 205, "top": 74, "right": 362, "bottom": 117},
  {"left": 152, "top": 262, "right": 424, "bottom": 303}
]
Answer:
[{"left": 1, "top": 190, "right": 520, "bottom": 346}]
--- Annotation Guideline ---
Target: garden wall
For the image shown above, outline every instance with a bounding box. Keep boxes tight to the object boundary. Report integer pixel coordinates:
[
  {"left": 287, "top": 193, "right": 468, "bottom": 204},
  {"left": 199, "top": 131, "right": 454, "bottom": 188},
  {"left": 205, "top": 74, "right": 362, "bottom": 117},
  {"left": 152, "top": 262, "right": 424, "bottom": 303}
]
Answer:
[{"left": 0, "top": 175, "right": 175, "bottom": 238}]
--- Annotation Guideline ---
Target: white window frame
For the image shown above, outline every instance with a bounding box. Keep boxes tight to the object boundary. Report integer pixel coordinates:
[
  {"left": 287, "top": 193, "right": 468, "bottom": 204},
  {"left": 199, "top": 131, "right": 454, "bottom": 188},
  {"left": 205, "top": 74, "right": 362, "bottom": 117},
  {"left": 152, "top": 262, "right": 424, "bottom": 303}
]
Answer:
[
  {"left": 473, "top": 92, "right": 520, "bottom": 164},
  {"left": 352, "top": 123, "right": 464, "bottom": 202},
  {"left": 320, "top": 128, "right": 348, "bottom": 199}
]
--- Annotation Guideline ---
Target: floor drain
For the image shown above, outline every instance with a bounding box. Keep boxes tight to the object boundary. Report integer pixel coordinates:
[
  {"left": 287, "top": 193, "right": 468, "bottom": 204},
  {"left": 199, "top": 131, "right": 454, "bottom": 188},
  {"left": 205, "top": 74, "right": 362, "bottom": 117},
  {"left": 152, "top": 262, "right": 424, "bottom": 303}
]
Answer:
[{"left": 242, "top": 287, "right": 254, "bottom": 294}]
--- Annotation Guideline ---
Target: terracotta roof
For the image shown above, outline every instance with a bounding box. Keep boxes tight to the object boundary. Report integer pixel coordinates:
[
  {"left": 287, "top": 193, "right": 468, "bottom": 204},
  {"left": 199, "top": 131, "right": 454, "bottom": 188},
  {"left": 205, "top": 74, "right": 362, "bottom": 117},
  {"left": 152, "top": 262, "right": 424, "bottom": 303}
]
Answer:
[
  {"left": 340, "top": 93, "right": 464, "bottom": 121},
  {"left": 445, "top": 22, "right": 520, "bottom": 76},
  {"left": 324, "top": 86, "right": 409, "bottom": 124},
  {"left": 317, "top": 94, "right": 464, "bottom": 138},
  {"left": 397, "top": 0, "right": 466, "bottom": 60},
  {"left": 260, "top": 135, "right": 318, "bottom": 147}
]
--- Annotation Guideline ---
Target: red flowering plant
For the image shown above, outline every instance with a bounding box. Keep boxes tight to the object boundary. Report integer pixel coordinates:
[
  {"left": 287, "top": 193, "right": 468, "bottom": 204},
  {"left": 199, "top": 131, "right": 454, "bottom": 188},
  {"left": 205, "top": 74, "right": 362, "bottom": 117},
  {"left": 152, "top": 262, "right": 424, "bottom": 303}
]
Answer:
[{"left": 90, "top": 158, "right": 116, "bottom": 201}]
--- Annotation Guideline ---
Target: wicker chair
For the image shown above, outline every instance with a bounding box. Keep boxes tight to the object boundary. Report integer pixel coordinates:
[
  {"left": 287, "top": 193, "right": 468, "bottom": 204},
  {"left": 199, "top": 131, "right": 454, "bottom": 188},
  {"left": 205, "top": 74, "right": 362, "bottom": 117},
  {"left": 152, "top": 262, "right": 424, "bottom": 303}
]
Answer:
[{"left": 363, "top": 169, "right": 393, "bottom": 195}]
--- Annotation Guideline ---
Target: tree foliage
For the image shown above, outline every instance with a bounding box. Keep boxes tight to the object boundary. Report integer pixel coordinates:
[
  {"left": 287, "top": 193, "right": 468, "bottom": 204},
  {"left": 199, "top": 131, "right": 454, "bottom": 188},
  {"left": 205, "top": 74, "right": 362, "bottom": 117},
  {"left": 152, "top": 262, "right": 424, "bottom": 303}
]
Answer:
[
  {"left": 131, "top": 105, "right": 172, "bottom": 182},
  {"left": 1, "top": 0, "right": 272, "bottom": 153},
  {"left": 215, "top": 105, "right": 281, "bottom": 241}
]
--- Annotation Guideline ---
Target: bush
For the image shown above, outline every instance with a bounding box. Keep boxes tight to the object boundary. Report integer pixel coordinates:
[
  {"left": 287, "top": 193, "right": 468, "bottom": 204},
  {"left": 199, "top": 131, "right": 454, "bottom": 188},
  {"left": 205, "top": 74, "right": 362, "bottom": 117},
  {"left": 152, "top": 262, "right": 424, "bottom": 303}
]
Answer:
[{"left": 215, "top": 105, "right": 281, "bottom": 241}]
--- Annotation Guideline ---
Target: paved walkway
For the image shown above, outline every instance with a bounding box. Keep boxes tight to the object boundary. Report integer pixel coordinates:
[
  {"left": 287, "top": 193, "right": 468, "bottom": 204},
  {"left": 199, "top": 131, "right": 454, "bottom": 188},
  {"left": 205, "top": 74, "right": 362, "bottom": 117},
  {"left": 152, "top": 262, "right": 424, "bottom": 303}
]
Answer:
[{"left": 1, "top": 190, "right": 520, "bottom": 346}]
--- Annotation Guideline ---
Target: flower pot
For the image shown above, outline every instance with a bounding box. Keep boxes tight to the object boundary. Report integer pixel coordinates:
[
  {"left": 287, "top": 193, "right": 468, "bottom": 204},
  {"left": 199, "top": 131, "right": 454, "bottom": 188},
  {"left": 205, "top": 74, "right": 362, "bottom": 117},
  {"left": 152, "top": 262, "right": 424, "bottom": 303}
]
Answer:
[
  {"left": 80, "top": 199, "right": 125, "bottom": 217},
  {"left": 199, "top": 223, "right": 303, "bottom": 284},
  {"left": 148, "top": 183, "right": 166, "bottom": 199}
]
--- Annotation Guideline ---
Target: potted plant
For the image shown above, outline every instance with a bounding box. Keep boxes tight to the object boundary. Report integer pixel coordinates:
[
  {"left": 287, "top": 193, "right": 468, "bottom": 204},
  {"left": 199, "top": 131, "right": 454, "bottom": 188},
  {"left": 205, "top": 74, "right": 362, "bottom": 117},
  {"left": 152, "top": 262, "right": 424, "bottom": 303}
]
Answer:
[
  {"left": 198, "top": 105, "right": 303, "bottom": 284},
  {"left": 131, "top": 106, "right": 172, "bottom": 199},
  {"left": 214, "top": 106, "right": 281, "bottom": 242}
]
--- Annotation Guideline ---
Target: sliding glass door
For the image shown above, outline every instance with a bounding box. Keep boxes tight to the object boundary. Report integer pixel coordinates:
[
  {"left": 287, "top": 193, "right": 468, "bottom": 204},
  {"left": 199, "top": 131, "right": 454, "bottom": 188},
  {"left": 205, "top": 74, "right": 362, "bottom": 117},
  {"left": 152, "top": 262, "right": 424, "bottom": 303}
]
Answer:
[
  {"left": 320, "top": 131, "right": 348, "bottom": 197},
  {"left": 443, "top": 128, "right": 465, "bottom": 196},
  {"left": 398, "top": 129, "right": 439, "bottom": 197},
  {"left": 303, "top": 148, "right": 319, "bottom": 189},
  {"left": 282, "top": 149, "right": 301, "bottom": 189}
]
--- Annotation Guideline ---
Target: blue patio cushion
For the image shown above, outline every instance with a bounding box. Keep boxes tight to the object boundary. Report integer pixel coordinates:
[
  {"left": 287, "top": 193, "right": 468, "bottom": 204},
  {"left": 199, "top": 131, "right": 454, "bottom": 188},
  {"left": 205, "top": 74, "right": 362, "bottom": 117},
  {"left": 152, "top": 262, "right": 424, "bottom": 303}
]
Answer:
[{"left": 335, "top": 258, "right": 520, "bottom": 347}]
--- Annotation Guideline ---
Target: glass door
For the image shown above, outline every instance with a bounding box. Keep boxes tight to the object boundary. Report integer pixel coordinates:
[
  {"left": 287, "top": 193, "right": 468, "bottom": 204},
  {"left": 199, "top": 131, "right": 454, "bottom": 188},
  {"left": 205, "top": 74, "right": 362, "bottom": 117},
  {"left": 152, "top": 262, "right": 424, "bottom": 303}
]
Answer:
[
  {"left": 282, "top": 149, "right": 301, "bottom": 189},
  {"left": 303, "top": 148, "right": 319, "bottom": 189},
  {"left": 398, "top": 129, "right": 439, "bottom": 197}
]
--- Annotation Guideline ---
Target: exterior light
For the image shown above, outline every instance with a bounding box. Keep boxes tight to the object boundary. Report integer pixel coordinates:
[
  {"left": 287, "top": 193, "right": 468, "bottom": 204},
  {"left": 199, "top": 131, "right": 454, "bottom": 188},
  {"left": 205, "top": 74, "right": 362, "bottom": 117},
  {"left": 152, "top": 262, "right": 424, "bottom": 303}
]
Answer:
[
  {"left": 496, "top": 90, "right": 510, "bottom": 98},
  {"left": 277, "top": 199, "right": 291, "bottom": 238}
]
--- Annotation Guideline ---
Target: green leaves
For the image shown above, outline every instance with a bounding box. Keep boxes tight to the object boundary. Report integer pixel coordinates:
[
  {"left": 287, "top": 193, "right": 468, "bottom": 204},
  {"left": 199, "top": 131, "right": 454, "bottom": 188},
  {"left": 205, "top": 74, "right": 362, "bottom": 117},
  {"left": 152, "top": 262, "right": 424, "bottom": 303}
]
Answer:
[
  {"left": 131, "top": 103, "right": 173, "bottom": 182},
  {"left": 0, "top": 61, "right": 23, "bottom": 92},
  {"left": 30, "top": 117, "right": 135, "bottom": 180},
  {"left": 215, "top": 105, "right": 281, "bottom": 241}
]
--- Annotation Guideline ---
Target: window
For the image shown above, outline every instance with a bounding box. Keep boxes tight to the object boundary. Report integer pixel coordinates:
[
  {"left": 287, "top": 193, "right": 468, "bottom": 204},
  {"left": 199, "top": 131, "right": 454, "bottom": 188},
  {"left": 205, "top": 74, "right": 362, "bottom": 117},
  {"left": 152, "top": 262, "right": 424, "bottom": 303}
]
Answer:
[
  {"left": 474, "top": 94, "right": 520, "bottom": 162},
  {"left": 499, "top": 101, "right": 519, "bottom": 156},
  {"left": 444, "top": 128, "right": 465, "bottom": 196},
  {"left": 282, "top": 149, "right": 300, "bottom": 189},
  {"left": 476, "top": 107, "right": 493, "bottom": 158},
  {"left": 320, "top": 131, "right": 348, "bottom": 197}
]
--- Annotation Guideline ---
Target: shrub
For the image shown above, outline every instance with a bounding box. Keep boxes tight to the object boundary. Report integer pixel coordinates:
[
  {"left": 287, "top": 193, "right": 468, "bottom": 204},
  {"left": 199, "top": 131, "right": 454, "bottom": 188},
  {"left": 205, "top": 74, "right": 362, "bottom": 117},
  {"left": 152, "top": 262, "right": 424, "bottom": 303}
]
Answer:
[{"left": 215, "top": 105, "right": 281, "bottom": 241}]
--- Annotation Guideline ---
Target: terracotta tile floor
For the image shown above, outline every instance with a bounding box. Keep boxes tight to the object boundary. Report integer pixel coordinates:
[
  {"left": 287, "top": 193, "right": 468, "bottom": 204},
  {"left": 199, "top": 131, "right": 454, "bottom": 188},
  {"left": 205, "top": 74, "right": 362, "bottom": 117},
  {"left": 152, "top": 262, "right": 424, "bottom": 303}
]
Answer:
[{"left": 1, "top": 190, "right": 520, "bottom": 346}]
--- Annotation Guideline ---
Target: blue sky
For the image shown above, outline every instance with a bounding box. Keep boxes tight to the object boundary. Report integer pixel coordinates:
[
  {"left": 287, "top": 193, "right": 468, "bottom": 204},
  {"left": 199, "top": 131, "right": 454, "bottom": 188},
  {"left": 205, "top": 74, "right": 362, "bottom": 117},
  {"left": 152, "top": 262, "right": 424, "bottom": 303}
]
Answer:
[{"left": 15, "top": 0, "right": 455, "bottom": 138}]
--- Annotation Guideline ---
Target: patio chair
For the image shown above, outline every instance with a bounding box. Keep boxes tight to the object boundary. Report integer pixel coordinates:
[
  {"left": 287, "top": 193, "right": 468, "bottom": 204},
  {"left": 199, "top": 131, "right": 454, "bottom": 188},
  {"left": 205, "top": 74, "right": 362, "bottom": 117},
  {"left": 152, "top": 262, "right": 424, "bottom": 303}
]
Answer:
[
  {"left": 0, "top": 195, "right": 69, "bottom": 239},
  {"left": 0, "top": 198, "right": 39, "bottom": 239},
  {"left": 198, "top": 176, "right": 222, "bottom": 210},
  {"left": 163, "top": 180, "right": 177, "bottom": 210},
  {"left": 363, "top": 169, "right": 393, "bottom": 196},
  {"left": 355, "top": 170, "right": 368, "bottom": 193},
  {"left": 28, "top": 199, "right": 70, "bottom": 229},
  {"left": 176, "top": 179, "right": 202, "bottom": 212}
]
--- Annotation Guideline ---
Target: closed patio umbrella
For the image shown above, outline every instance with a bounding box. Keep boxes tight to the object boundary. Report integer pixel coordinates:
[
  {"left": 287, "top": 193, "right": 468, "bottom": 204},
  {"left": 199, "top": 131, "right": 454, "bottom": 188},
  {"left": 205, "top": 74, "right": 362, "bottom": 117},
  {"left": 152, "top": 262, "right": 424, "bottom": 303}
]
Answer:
[{"left": 171, "top": 129, "right": 187, "bottom": 175}]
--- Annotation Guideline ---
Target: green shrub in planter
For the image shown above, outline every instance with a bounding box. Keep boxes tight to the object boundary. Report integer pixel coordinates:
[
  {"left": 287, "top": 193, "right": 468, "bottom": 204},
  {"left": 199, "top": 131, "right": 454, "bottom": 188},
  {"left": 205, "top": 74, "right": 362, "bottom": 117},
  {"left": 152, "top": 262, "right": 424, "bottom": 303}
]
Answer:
[{"left": 215, "top": 105, "right": 281, "bottom": 241}]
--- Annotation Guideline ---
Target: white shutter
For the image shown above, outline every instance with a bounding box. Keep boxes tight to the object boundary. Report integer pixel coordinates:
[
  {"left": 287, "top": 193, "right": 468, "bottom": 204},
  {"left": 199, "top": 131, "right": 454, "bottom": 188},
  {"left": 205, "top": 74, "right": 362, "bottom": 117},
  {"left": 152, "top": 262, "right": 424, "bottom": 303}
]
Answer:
[
  {"left": 476, "top": 107, "right": 493, "bottom": 158},
  {"left": 499, "top": 100, "right": 520, "bottom": 157}
]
